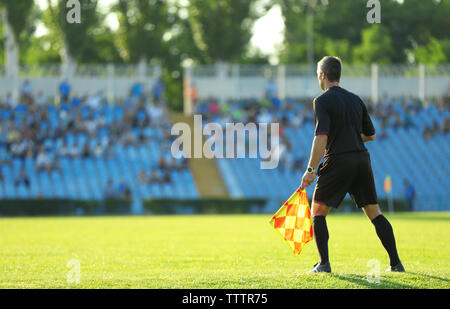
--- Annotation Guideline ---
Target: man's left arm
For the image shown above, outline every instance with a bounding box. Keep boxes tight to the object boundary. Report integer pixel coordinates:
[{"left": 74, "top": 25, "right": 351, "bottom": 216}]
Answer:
[{"left": 301, "top": 135, "right": 327, "bottom": 188}]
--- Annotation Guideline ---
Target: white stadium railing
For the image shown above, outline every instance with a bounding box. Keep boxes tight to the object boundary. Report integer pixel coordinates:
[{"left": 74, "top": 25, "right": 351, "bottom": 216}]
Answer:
[
  {"left": 0, "top": 63, "right": 448, "bottom": 112},
  {"left": 0, "top": 63, "right": 162, "bottom": 103}
]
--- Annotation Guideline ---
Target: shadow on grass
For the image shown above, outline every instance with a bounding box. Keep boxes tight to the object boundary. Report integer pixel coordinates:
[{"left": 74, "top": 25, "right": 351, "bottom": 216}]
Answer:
[
  {"left": 331, "top": 273, "right": 416, "bottom": 289},
  {"left": 388, "top": 214, "right": 450, "bottom": 222},
  {"left": 407, "top": 272, "right": 450, "bottom": 284}
]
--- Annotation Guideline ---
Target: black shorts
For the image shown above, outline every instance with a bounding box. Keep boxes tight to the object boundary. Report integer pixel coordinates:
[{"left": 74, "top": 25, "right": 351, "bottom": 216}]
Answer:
[{"left": 313, "top": 151, "right": 378, "bottom": 208}]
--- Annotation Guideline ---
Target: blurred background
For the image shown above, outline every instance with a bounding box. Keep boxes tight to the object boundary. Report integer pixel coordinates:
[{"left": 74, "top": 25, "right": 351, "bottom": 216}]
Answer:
[{"left": 0, "top": 0, "right": 448, "bottom": 216}]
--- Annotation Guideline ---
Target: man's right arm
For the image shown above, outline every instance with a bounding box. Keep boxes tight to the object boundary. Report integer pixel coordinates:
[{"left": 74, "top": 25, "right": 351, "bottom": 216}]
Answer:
[{"left": 360, "top": 99, "right": 376, "bottom": 143}]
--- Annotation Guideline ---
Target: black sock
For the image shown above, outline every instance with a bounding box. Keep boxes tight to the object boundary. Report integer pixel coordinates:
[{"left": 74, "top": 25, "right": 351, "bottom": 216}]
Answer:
[
  {"left": 371, "top": 215, "right": 401, "bottom": 266},
  {"left": 313, "top": 215, "right": 329, "bottom": 265}
]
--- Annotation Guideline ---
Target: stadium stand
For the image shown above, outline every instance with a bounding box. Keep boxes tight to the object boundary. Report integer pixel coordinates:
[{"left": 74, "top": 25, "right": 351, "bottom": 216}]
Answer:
[
  {"left": 1, "top": 78, "right": 448, "bottom": 213},
  {"left": 196, "top": 94, "right": 450, "bottom": 212},
  {"left": 0, "top": 81, "right": 199, "bottom": 212}
]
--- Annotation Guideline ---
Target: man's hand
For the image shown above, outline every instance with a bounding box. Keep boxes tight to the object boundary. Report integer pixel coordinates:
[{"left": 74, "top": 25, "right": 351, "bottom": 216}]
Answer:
[
  {"left": 301, "top": 170, "right": 316, "bottom": 188},
  {"left": 302, "top": 135, "right": 326, "bottom": 189},
  {"left": 361, "top": 133, "right": 376, "bottom": 143}
]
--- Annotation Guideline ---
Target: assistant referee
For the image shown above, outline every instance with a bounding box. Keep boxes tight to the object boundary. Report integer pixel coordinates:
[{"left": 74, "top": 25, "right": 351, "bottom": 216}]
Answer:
[{"left": 301, "top": 56, "right": 404, "bottom": 273}]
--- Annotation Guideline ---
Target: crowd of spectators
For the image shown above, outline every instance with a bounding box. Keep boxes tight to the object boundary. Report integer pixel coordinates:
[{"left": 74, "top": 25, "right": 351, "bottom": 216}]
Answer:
[
  {"left": 368, "top": 95, "right": 450, "bottom": 140},
  {"left": 0, "top": 78, "right": 174, "bottom": 197},
  {"left": 196, "top": 80, "right": 450, "bottom": 134},
  {"left": 103, "top": 178, "right": 132, "bottom": 200},
  {"left": 194, "top": 79, "right": 450, "bottom": 173},
  {"left": 137, "top": 154, "right": 188, "bottom": 186},
  {"left": 423, "top": 119, "right": 449, "bottom": 141},
  {"left": 1, "top": 76, "right": 449, "bottom": 198}
]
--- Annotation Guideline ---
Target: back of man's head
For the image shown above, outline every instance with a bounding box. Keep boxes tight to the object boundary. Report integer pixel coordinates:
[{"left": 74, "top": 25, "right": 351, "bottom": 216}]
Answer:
[{"left": 318, "top": 56, "right": 342, "bottom": 82}]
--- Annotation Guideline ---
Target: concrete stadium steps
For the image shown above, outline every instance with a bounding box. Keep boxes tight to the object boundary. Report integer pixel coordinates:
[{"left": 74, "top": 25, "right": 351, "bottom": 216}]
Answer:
[{"left": 169, "top": 112, "right": 229, "bottom": 198}]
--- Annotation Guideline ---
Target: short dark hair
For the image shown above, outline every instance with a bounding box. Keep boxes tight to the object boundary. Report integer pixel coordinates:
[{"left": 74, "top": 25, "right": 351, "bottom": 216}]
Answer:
[{"left": 317, "top": 56, "right": 342, "bottom": 82}]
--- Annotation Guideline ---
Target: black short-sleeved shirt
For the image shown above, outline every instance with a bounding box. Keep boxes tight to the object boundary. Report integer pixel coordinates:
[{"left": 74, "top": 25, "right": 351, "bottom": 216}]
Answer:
[{"left": 313, "top": 86, "right": 375, "bottom": 157}]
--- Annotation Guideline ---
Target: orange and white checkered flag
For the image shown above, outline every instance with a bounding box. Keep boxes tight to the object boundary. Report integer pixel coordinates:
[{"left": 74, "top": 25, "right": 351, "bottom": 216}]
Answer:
[{"left": 269, "top": 187, "right": 313, "bottom": 255}]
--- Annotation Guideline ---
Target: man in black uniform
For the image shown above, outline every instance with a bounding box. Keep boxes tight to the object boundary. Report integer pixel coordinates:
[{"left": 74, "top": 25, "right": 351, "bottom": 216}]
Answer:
[{"left": 301, "top": 56, "right": 404, "bottom": 273}]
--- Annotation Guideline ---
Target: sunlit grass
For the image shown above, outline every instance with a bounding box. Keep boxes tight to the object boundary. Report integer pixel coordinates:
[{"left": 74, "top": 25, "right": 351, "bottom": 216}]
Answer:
[{"left": 0, "top": 212, "right": 449, "bottom": 288}]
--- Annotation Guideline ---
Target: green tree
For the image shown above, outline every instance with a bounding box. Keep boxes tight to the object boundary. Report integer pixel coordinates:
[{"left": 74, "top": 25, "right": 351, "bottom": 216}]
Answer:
[
  {"left": 353, "top": 25, "right": 394, "bottom": 64},
  {"left": 276, "top": 0, "right": 450, "bottom": 64},
  {"left": 276, "top": 0, "right": 309, "bottom": 63},
  {"left": 413, "top": 38, "right": 448, "bottom": 64},
  {"left": 313, "top": 0, "right": 369, "bottom": 52},
  {"left": 45, "top": 0, "right": 102, "bottom": 63},
  {"left": 1, "top": 0, "right": 35, "bottom": 65},
  {"left": 323, "top": 39, "right": 351, "bottom": 64},
  {"left": 0, "top": 0, "right": 34, "bottom": 44},
  {"left": 380, "top": 0, "right": 449, "bottom": 62},
  {"left": 114, "top": 0, "right": 171, "bottom": 63},
  {"left": 28, "top": 2, "right": 121, "bottom": 64},
  {"left": 17, "top": 4, "right": 41, "bottom": 64},
  {"left": 0, "top": 0, "right": 35, "bottom": 99},
  {"left": 113, "top": 0, "right": 181, "bottom": 109},
  {"left": 276, "top": 0, "right": 332, "bottom": 63},
  {"left": 188, "top": 0, "right": 260, "bottom": 63}
]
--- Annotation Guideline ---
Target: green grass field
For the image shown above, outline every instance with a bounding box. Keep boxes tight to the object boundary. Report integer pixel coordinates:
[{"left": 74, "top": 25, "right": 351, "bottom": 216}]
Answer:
[{"left": 1, "top": 212, "right": 449, "bottom": 289}]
